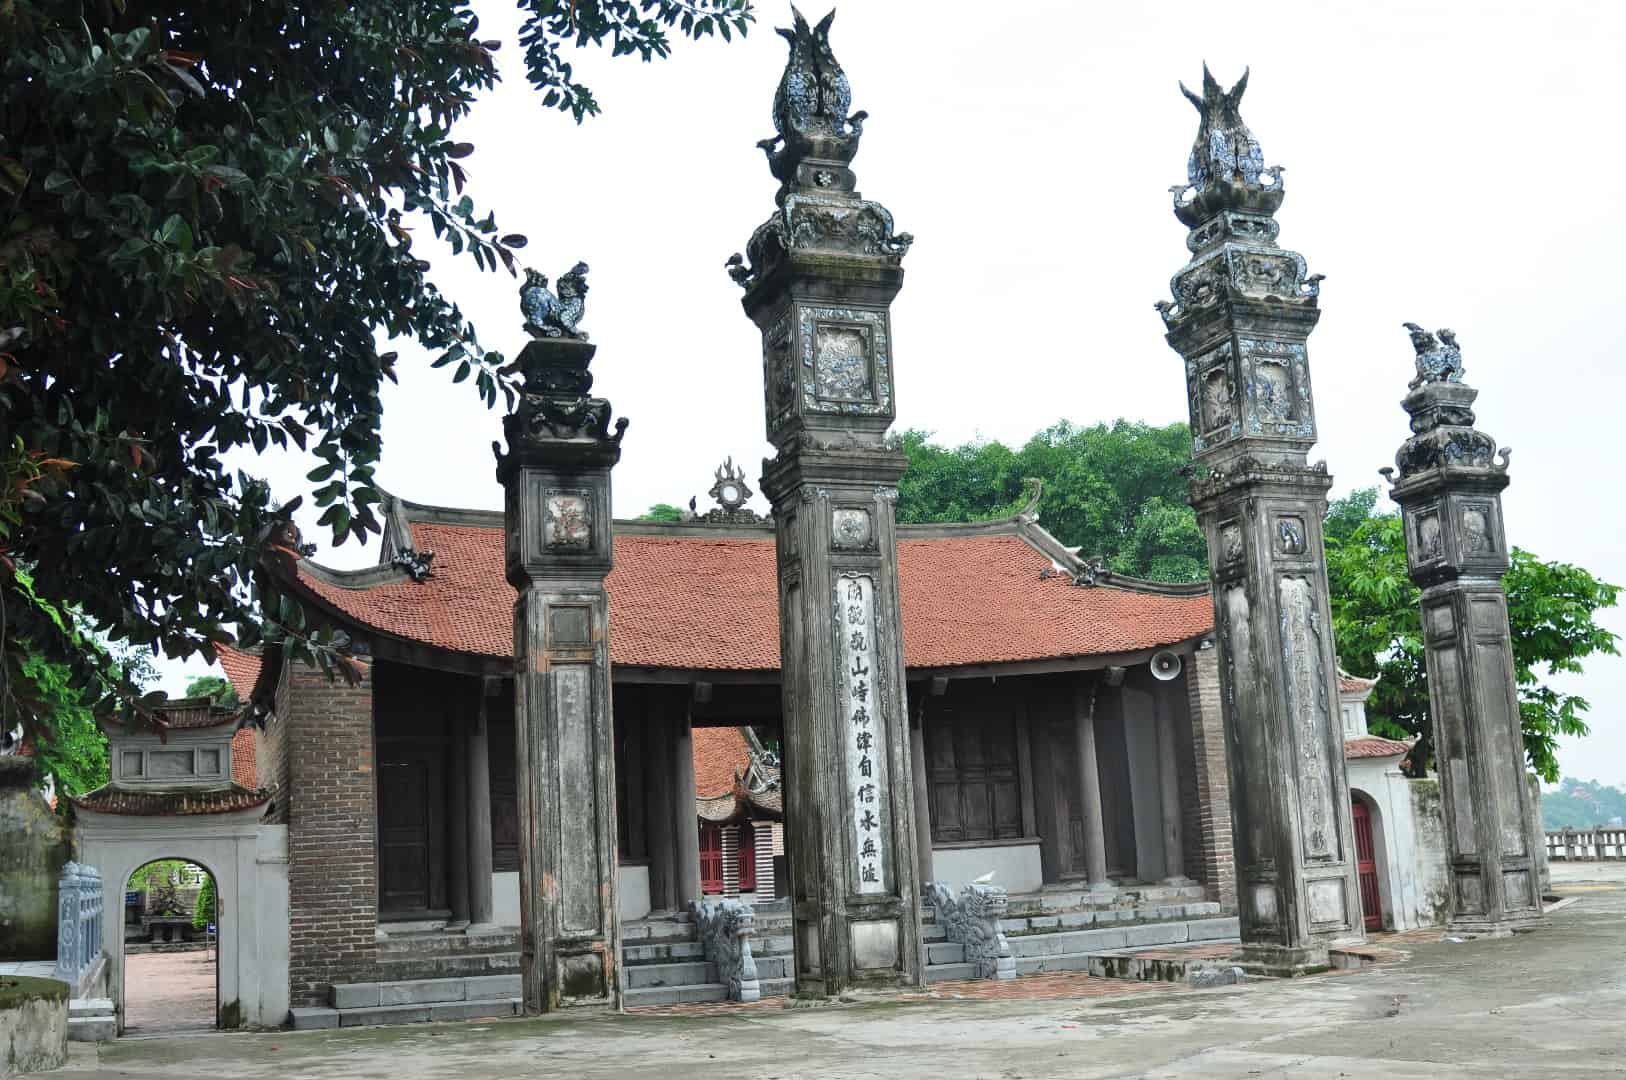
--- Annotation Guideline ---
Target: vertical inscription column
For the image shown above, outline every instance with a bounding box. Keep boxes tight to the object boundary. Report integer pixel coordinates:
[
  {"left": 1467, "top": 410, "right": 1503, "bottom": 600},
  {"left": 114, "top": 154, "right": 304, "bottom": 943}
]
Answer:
[
  {"left": 1387, "top": 326, "right": 1542, "bottom": 935},
  {"left": 728, "top": 9, "right": 923, "bottom": 993},
  {"left": 1158, "top": 67, "right": 1362, "bottom": 973},
  {"left": 496, "top": 304, "right": 629, "bottom": 1012}
]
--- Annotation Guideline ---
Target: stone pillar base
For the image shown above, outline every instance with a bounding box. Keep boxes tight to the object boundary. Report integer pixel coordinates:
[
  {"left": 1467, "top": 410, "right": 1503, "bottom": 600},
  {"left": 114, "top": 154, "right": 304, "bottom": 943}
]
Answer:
[
  {"left": 1230, "top": 943, "right": 1332, "bottom": 978},
  {"left": 1447, "top": 913, "right": 1542, "bottom": 939}
]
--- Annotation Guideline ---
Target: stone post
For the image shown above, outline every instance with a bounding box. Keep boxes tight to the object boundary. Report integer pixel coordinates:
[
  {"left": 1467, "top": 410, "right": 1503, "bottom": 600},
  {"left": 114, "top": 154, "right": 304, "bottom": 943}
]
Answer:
[
  {"left": 1385, "top": 327, "right": 1543, "bottom": 935},
  {"left": 910, "top": 709, "right": 934, "bottom": 886},
  {"left": 495, "top": 270, "right": 628, "bottom": 1013},
  {"left": 1157, "top": 66, "right": 1363, "bottom": 972},
  {"left": 727, "top": 8, "right": 923, "bottom": 993}
]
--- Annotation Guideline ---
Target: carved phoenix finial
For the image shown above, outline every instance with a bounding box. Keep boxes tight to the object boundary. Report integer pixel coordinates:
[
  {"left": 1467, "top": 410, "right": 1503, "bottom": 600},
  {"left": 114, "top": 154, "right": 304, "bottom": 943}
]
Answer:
[{"left": 1180, "top": 63, "right": 1265, "bottom": 189}]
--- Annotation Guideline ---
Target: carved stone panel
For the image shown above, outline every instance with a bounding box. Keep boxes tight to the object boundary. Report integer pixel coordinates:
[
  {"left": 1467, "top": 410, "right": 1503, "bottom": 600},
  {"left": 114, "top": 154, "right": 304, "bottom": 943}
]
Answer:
[
  {"left": 1219, "top": 521, "right": 1245, "bottom": 568},
  {"left": 544, "top": 489, "right": 592, "bottom": 550},
  {"left": 831, "top": 507, "right": 873, "bottom": 551},
  {"left": 553, "top": 662, "right": 601, "bottom": 934},
  {"left": 1307, "top": 877, "right": 1346, "bottom": 926},
  {"left": 1278, "top": 576, "right": 1335, "bottom": 861},
  {"left": 1239, "top": 338, "right": 1313, "bottom": 441},
  {"left": 1459, "top": 503, "right": 1494, "bottom": 556},
  {"left": 1187, "top": 342, "right": 1240, "bottom": 453},
  {"left": 1275, "top": 516, "right": 1306, "bottom": 556},
  {"left": 835, "top": 573, "right": 889, "bottom": 895},
  {"left": 796, "top": 306, "right": 894, "bottom": 423}
]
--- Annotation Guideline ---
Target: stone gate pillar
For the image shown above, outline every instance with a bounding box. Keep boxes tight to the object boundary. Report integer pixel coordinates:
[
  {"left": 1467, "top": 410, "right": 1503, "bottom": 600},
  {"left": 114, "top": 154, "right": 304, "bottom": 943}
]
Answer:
[
  {"left": 1156, "top": 67, "right": 1363, "bottom": 973},
  {"left": 496, "top": 266, "right": 628, "bottom": 1012},
  {"left": 1385, "top": 325, "right": 1543, "bottom": 935},
  {"left": 726, "top": 7, "right": 923, "bottom": 993}
]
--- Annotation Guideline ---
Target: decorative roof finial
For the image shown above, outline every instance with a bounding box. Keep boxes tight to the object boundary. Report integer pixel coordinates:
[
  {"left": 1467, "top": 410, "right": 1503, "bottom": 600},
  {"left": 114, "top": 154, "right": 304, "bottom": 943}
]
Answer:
[
  {"left": 1170, "top": 65, "right": 1283, "bottom": 227},
  {"left": 1402, "top": 323, "right": 1466, "bottom": 389},
  {"left": 756, "top": 6, "right": 867, "bottom": 200},
  {"left": 520, "top": 262, "right": 590, "bottom": 341}
]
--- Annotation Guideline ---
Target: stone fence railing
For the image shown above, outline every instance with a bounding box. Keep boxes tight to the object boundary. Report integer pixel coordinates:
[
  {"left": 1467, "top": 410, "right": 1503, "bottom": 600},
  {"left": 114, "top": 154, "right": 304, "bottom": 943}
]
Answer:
[
  {"left": 55, "top": 861, "right": 104, "bottom": 992},
  {"left": 1546, "top": 827, "right": 1626, "bottom": 861}
]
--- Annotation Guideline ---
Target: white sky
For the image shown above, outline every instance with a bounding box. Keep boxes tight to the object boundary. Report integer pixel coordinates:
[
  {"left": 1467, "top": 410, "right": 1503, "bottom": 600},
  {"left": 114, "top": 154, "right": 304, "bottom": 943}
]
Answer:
[{"left": 161, "top": 0, "right": 1626, "bottom": 786}]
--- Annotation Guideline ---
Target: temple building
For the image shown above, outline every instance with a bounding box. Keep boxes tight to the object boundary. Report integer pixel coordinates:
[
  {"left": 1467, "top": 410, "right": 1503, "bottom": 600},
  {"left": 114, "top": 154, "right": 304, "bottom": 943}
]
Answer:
[{"left": 202, "top": 479, "right": 1236, "bottom": 1020}]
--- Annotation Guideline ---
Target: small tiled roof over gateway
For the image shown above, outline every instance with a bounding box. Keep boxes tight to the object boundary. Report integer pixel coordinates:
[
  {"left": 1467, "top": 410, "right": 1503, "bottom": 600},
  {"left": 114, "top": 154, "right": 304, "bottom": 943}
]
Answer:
[{"left": 286, "top": 503, "right": 1214, "bottom": 673}]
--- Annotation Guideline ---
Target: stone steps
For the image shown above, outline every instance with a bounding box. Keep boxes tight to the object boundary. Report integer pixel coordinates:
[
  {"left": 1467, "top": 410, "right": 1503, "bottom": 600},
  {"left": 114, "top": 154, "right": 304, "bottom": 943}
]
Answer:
[
  {"left": 68, "top": 998, "right": 115, "bottom": 1043},
  {"left": 292, "top": 974, "right": 523, "bottom": 1030},
  {"left": 624, "top": 977, "right": 793, "bottom": 1009},
  {"left": 921, "top": 916, "right": 1241, "bottom": 982}
]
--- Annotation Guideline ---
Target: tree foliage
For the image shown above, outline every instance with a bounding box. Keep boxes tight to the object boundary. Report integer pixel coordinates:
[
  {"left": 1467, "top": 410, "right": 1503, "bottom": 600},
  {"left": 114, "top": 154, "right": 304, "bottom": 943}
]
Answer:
[
  {"left": 192, "top": 873, "right": 216, "bottom": 930},
  {"left": 896, "top": 421, "right": 1205, "bottom": 581},
  {"left": 0, "top": 0, "right": 751, "bottom": 748},
  {"left": 638, "top": 502, "right": 685, "bottom": 523},
  {"left": 183, "top": 674, "right": 238, "bottom": 707},
  {"left": 1325, "top": 488, "right": 1620, "bottom": 783}
]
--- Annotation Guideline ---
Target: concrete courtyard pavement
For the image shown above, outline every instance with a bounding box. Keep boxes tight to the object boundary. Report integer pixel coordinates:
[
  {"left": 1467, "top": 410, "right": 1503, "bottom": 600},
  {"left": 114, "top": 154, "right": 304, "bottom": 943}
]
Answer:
[
  {"left": 122, "top": 950, "right": 218, "bottom": 1035},
  {"left": 62, "top": 865, "right": 1626, "bottom": 1079}
]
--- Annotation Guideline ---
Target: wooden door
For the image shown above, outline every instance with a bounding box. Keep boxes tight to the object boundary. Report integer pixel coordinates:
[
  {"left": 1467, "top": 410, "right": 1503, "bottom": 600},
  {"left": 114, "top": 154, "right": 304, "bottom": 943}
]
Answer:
[
  {"left": 739, "top": 823, "right": 757, "bottom": 894},
  {"left": 1352, "top": 798, "right": 1383, "bottom": 931},
  {"left": 378, "top": 751, "right": 446, "bottom": 917},
  {"left": 699, "top": 823, "right": 724, "bottom": 895}
]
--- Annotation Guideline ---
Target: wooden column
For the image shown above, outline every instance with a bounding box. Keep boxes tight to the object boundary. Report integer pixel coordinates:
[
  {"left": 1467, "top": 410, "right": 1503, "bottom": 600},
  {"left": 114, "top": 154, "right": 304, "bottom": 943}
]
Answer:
[
  {"left": 910, "top": 703, "right": 934, "bottom": 885},
  {"left": 646, "top": 710, "right": 675, "bottom": 912},
  {"left": 672, "top": 707, "right": 701, "bottom": 908},
  {"left": 466, "top": 684, "right": 495, "bottom": 928},
  {"left": 1154, "top": 682, "right": 1187, "bottom": 882},
  {"left": 448, "top": 725, "right": 471, "bottom": 927},
  {"left": 1072, "top": 679, "right": 1111, "bottom": 889}
]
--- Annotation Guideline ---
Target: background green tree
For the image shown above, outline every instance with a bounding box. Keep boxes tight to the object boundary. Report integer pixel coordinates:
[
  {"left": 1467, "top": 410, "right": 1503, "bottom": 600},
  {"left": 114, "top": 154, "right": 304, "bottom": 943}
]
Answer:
[
  {"left": 638, "top": 503, "right": 686, "bottom": 523},
  {"left": 1324, "top": 488, "right": 1620, "bottom": 782},
  {"left": 1, "top": 0, "right": 753, "bottom": 749},
  {"left": 192, "top": 874, "right": 216, "bottom": 931},
  {"left": 183, "top": 675, "right": 239, "bottom": 708},
  {"left": 896, "top": 420, "right": 1205, "bottom": 581}
]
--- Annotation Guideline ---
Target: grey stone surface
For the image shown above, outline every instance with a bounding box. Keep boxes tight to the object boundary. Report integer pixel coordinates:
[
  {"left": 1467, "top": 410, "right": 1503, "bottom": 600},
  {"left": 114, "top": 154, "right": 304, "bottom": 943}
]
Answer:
[
  {"left": 463, "top": 974, "right": 522, "bottom": 1000},
  {"left": 1159, "top": 66, "right": 1363, "bottom": 969},
  {"left": 623, "top": 962, "right": 713, "bottom": 990},
  {"left": 66, "top": 1015, "right": 116, "bottom": 1042},
  {"left": 380, "top": 979, "right": 465, "bottom": 1006},
  {"left": 1124, "top": 922, "right": 1188, "bottom": 947},
  {"left": 1187, "top": 917, "right": 1243, "bottom": 942},
  {"left": 1387, "top": 332, "right": 1544, "bottom": 935},
  {"left": 330, "top": 983, "right": 381, "bottom": 1009},
  {"left": 734, "top": 7, "right": 922, "bottom": 996},
  {"left": 496, "top": 331, "right": 626, "bottom": 1013},
  {"left": 58, "top": 887, "right": 1626, "bottom": 1079},
  {"left": 289, "top": 1007, "right": 339, "bottom": 1031},
  {"left": 1187, "top": 966, "right": 1245, "bottom": 988},
  {"left": 426, "top": 998, "right": 521, "bottom": 1022},
  {"left": 338, "top": 1004, "right": 430, "bottom": 1028}
]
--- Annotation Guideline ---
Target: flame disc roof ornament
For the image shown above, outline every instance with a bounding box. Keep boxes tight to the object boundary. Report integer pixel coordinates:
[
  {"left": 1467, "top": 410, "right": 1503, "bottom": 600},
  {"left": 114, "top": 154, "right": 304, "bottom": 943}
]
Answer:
[{"left": 725, "top": 5, "right": 912, "bottom": 294}]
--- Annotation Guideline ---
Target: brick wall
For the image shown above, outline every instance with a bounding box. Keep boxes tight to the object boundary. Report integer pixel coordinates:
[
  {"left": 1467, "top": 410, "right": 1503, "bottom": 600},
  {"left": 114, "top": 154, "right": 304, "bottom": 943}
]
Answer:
[
  {"left": 258, "top": 651, "right": 291, "bottom": 824},
  {"left": 1184, "top": 645, "right": 1236, "bottom": 910},
  {"left": 285, "top": 659, "right": 378, "bottom": 1007}
]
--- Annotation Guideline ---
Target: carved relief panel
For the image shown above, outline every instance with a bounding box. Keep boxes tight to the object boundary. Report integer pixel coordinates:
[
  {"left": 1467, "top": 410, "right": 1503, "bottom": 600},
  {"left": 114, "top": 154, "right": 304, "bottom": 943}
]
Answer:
[
  {"left": 763, "top": 309, "right": 795, "bottom": 439},
  {"left": 1187, "top": 342, "right": 1240, "bottom": 454},
  {"left": 545, "top": 489, "right": 593, "bottom": 550},
  {"left": 1239, "top": 338, "right": 1314, "bottom": 442},
  {"left": 794, "top": 305, "right": 894, "bottom": 426}
]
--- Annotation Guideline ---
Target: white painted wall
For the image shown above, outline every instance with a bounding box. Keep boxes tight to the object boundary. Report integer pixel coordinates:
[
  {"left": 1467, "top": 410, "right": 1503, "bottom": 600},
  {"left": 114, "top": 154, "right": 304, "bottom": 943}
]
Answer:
[
  {"left": 76, "top": 809, "right": 288, "bottom": 1030},
  {"left": 491, "top": 865, "right": 652, "bottom": 927},
  {"left": 930, "top": 842, "right": 1043, "bottom": 894},
  {"left": 1349, "top": 757, "right": 1446, "bottom": 931}
]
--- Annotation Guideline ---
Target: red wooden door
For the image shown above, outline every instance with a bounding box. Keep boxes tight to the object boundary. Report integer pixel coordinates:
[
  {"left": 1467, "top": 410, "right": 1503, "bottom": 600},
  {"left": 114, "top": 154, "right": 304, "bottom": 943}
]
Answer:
[
  {"left": 1352, "top": 798, "right": 1382, "bottom": 931},
  {"left": 739, "top": 823, "right": 757, "bottom": 893},
  {"left": 699, "top": 823, "right": 724, "bottom": 895}
]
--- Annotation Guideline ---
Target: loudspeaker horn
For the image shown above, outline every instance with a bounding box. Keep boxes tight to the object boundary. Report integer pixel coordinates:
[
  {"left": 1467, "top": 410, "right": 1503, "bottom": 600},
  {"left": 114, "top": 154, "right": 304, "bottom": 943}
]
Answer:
[{"left": 1149, "top": 649, "right": 1183, "bottom": 681}]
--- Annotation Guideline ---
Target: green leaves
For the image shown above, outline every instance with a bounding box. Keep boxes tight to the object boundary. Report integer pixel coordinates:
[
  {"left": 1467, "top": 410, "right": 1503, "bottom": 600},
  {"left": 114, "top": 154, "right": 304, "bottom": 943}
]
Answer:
[
  {"left": 1325, "top": 489, "right": 1620, "bottom": 782},
  {"left": 896, "top": 420, "right": 1206, "bottom": 582}
]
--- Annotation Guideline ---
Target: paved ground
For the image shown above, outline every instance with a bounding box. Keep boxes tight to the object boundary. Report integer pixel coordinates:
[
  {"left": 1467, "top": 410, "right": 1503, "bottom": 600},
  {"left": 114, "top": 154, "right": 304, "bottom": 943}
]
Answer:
[
  {"left": 60, "top": 863, "right": 1626, "bottom": 1078},
  {"left": 123, "top": 950, "right": 217, "bottom": 1035}
]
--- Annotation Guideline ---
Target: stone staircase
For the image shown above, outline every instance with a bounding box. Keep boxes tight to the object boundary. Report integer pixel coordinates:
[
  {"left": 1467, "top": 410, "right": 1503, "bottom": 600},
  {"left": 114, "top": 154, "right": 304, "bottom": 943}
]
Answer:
[
  {"left": 67, "top": 998, "right": 116, "bottom": 1042},
  {"left": 923, "top": 882, "right": 1240, "bottom": 983},
  {"left": 622, "top": 905, "right": 795, "bottom": 1008}
]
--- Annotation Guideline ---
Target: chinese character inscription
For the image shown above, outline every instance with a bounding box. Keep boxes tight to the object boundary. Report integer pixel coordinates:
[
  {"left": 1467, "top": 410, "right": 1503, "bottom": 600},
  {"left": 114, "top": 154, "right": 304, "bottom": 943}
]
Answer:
[{"left": 837, "top": 573, "right": 888, "bottom": 894}]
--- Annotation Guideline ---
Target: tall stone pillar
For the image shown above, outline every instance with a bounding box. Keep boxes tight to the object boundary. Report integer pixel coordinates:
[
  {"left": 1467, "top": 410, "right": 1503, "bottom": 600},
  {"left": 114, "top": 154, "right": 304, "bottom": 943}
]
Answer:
[
  {"left": 1157, "top": 67, "right": 1363, "bottom": 971},
  {"left": 1384, "top": 325, "right": 1543, "bottom": 935},
  {"left": 727, "top": 8, "right": 923, "bottom": 993},
  {"left": 495, "top": 266, "right": 627, "bottom": 1012}
]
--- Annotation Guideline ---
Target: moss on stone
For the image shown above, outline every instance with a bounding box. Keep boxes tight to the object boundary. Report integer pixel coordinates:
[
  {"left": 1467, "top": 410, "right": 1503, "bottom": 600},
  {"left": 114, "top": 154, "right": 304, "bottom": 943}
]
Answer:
[{"left": 0, "top": 975, "right": 69, "bottom": 1010}]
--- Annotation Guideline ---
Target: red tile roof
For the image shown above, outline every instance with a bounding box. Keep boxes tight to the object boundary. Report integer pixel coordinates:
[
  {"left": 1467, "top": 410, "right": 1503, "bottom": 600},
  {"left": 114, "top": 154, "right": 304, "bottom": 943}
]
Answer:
[
  {"left": 231, "top": 728, "right": 256, "bottom": 787},
  {"left": 694, "top": 726, "right": 751, "bottom": 798},
  {"left": 289, "top": 516, "right": 1214, "bottom": 673},
  {"left": 69, "top": 783, "right": 270, "bottom": 817},
  {"left": 215, "top": 645, "right": 264, "bottom": 702},
  {"left": 1338, "top": 671, "right": 1379, "bottom": 695},
  {"left": 1344, "top": 736, "right": 1413, "bottom": 760}
]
